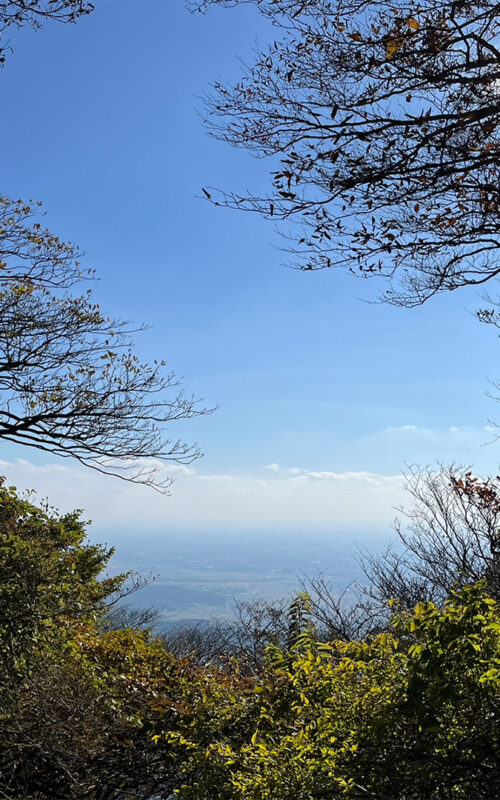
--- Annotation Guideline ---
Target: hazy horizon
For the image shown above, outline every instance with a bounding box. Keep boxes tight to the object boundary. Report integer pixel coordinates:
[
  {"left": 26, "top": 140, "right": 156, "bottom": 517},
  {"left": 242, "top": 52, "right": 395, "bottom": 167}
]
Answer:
[{"left": 1, "top": 0, "right": 499, "bottom": 562}]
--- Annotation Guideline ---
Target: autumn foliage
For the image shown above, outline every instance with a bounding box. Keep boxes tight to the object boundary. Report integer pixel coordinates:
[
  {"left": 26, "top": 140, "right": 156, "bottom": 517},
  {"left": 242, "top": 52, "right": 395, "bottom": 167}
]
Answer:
[{"left": 1, "top": 479, "right": 499, "bottom": 800}]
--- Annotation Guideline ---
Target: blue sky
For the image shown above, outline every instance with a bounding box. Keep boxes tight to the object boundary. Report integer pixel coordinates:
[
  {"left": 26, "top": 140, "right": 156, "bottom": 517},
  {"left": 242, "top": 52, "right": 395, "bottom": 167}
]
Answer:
[{"left": 1, "top": 0, "right": 499, "bottom": 536}]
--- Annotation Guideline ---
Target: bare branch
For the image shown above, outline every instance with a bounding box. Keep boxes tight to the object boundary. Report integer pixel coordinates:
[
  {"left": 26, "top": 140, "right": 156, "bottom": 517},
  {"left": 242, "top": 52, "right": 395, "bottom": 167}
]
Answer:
[
  {"left": 198, "top": 0, "right": 500, "bottom": 306},
  {"left": 0, "top": 198, "right": 210, "bottom": 492}
]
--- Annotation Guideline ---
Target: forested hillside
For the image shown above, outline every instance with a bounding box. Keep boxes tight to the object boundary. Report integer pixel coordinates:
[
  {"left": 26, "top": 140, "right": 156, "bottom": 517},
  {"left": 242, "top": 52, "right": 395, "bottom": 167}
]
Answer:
[{"left": 1, "top": 477, "right": 499, "bottom": 799}]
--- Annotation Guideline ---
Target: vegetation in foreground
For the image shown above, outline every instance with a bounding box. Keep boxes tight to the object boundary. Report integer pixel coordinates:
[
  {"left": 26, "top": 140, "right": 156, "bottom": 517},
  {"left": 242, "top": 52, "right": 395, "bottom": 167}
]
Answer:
[{"left": 1, "top": 474, "right": 499, "bottom": 800}]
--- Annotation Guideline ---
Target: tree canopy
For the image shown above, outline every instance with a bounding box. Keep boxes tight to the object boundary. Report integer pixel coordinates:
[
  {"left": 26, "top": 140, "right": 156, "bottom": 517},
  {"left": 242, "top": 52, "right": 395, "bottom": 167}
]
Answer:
[
  {"left": 193, "top": 586, "right": 500, "bottom": 800},
  {"left": 1, "top": 479, "right": 500, "bottom": 800},
  {"left": 0, "top": 197, "right": 206, "bottom": 491},
  {"left": 199, "top": 0, "right": 500, "bottom": 306},
  {"left": 0, "top": 0, "right": 93, "bottom": 64},
  {"left": 0, "top": 2, "right": 207, "bottom": 491},
  {"left": 0, "top": 480, "right": 206, "bottom": 800}
]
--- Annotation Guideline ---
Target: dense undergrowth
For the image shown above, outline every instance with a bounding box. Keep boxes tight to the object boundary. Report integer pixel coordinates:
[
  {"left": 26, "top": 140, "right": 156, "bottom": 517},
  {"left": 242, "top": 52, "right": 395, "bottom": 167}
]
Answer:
[{"left": 1, "top": 476, "right": 499, "bottom": 800}]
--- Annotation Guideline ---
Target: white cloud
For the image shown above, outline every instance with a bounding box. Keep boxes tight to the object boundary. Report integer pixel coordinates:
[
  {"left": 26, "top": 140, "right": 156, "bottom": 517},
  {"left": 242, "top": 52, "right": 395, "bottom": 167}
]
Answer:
[
  {"left": 0, "top": 457, "right": 406, "bottom": 535},
  {"left": 377, "top": 423, "right": 493, "bottom": 443},
  {"left": 287, "top": 467, "right": 401, "bottom": 486},
  {"left": 359, "top": 423, "right": 500, "bottom": 471},
  {"left": 196, "top": 473, "right": 234, "bottom": 482}
]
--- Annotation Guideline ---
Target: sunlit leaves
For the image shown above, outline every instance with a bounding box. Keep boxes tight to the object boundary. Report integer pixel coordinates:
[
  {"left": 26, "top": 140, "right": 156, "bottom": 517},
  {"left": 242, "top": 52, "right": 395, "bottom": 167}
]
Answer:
[
  {"left": 180, "top": 584, "right": 500, "bottom": 800},
  {"left": 0, "top": 483, "right": 202, "bottom": 799},
  {"left": 1, "top": 480, "right": 499, "bottom": 799}
]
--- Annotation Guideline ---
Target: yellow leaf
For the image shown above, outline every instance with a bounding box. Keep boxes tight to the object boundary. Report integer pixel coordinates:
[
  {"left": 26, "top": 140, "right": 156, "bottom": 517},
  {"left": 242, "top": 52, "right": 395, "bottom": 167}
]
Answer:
[
  {"left": 385, "top": 38, "right": 402, "bottom": 58},
  {"left": 407, "top": 17, "right": 419, "bottom": 30}
]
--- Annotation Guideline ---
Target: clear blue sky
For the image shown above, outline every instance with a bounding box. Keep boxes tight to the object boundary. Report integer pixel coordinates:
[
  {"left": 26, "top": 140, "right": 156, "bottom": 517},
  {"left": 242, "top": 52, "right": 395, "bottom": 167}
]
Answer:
[{"left": 1, "top": 0, "right": 499, "bottom": 535}]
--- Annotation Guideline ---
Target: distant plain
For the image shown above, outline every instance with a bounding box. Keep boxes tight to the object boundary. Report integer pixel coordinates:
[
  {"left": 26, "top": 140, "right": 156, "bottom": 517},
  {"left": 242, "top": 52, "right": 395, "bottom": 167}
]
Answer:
[{"left": 99, "top": 531, "right": 389, "bottom": 626}]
